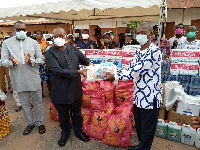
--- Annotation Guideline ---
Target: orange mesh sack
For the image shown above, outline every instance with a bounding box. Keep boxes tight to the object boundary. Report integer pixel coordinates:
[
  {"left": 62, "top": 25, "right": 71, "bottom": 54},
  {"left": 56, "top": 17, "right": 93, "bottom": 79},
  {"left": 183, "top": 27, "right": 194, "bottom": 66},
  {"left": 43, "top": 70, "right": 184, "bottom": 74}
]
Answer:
[
  {"left": 102, "top": 114, "right": 131, "bottom": 147},
  {"left": 82, "top": 80, "right": 100, "bottom": 90},
  {"left": 0, "top": 101, "right": 10, "bottom": 140},
  {"left": 115, "top": 103, "right": 133, "bottom": 118},
  {"left": 87, "top": 111, "right": 108, "bottom": 140},
  {"left": 117, "top": 80, "right": 134, "bottom": 90},
  {"left": 81, "top": 107, "right": 91, "bottom": 133},
  {"left": 115, "top": 103, "right": 134, "bottom": 135},
  {"left": 82, "top": 89, "right": 105, "bottom": 111},
  {"left": 49, "top": 101, "right": 59, "bottom": 122},
  {"left": 99, "top": 81, "right": 115, "bottom": 103},
  {"left": 104, "top": 102, "right": 115, "bottom": 116},
  {"left": 115, "top": 89, "right": 133, "bottom": 106}
]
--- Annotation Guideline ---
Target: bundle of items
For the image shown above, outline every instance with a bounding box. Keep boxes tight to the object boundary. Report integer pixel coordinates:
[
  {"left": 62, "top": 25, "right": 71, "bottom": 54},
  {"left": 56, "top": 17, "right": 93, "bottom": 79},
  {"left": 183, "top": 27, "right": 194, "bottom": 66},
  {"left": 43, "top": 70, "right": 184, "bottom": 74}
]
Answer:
[
  {"left": 86, "top": 62, "right": 117, "bottom": 82},
  {"left": 102, "top": 114, "right": 132, "bottom": 147},
  {"left": 82, "top": 86, "right": 105, "bottom": 111},
  {"left": 87, "top": 111, "right": 109, "bottom": 140},
  {"left": 81, "top": 74, "right": 134, "bottom": 147},
  {"left": 0, "top": 90, "right": 10, "bottom": 140},
  {"left": 81, "top": 107, "right": 91, "bottom": 133},
  {"left": 99, "top": 81, "right": 115, "bottom": 104},
  {"left": 49, "top": 101, "right": 59, "bottom": 122},
  {"left": 115, "top": 80, "right": 134, "bottom": 106}
]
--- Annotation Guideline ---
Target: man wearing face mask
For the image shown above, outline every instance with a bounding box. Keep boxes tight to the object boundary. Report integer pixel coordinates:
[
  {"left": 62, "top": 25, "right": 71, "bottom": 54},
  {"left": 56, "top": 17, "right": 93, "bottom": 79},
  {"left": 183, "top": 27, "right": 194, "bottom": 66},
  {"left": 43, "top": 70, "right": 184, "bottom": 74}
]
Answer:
[
  {"left": 74, "top": 29, "right": 81, "bottom": 45},
  {"left": 151, "top": 25, "right": 170, "bottom": 54},
  {"left": 100, "top": 31, "right": 116, "bottom": 49},
  {"left": 1, "top": 21, "right": 46, "bottom": 135},
  {"left": 76, "top": 29, "right": 97, "bottom": 49},
  {"left": 169, "top": 23, "right": 187, "bottom": 49},
  {"left": 177, "top": 25, "right": 200, "bottom": 49},
  {"left": 124, "top": 28, "right": 139, "bottom": 46},
  {"left": 0, "top": 31, "right": 12, "bottom": 94},
  {"left": 45, "top": 27, "right": 93, "bottom": 147},
  {"left": 105, "top": 22, "right": 161, "bottom": 150}
]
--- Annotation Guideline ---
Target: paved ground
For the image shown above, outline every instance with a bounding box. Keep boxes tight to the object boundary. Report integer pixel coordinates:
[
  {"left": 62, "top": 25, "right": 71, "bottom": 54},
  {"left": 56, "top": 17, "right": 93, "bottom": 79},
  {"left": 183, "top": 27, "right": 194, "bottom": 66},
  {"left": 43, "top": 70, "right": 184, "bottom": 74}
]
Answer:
[{"left": 0, "top": 84, "right": 198, "bottom": 150}]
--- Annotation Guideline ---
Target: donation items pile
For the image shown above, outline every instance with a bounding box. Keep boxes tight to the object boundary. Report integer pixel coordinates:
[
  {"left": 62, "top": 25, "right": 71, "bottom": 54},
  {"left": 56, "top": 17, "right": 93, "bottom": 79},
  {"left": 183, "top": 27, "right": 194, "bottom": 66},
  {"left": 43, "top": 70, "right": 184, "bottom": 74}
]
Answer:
[
  {"left": 0, "top": 90, "right": 10, "bottom": 140},
  {"left": 81, "top": 77, "right": 134, "bottom": 147},
  {"left": 155, "top": 119, "right": 200, "bottom": 148},
  {"left": 48, "top": 47, "right": 138, "bottom": 147},
  {"left": 162, "top": 49, "right": 200, "bottom": 96}
]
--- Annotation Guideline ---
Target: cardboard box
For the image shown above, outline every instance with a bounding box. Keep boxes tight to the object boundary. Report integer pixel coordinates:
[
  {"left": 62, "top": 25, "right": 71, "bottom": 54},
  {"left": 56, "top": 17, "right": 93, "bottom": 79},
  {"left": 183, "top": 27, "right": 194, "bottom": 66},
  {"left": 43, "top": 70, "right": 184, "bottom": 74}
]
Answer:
[
  {"left": 176, "top": 101, "right": 200, "bottom": 116},
  {"left": 170, "top": 49, "right": 200, "bottom": 63},
  {"left": 170, "top": 63, "right": 199, "bottom": 75},
  {"left": 158, "top": 105, "right": 165, "bottom": 120},
  {"left": 167, "top": 108, "right": 193, "bottom": 126}
]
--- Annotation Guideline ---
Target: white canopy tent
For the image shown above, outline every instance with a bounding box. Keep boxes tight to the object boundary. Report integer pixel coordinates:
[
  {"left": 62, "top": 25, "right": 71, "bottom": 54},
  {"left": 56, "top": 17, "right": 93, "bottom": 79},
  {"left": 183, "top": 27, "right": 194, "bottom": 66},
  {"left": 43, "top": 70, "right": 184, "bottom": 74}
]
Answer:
[
  {"left": 0, "top": 0, "right": 166, "bottom": 44},
  {"left": 0, "top": 0, "right": 166, "bottom": 25}
]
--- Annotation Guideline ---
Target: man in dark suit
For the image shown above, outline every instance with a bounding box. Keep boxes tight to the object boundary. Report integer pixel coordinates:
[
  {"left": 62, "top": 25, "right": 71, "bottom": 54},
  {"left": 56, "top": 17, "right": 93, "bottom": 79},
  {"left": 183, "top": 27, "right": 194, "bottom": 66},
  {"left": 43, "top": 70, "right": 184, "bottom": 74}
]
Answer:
[{"left": 45, "top": 27, "right": 92, "bottom": 147}]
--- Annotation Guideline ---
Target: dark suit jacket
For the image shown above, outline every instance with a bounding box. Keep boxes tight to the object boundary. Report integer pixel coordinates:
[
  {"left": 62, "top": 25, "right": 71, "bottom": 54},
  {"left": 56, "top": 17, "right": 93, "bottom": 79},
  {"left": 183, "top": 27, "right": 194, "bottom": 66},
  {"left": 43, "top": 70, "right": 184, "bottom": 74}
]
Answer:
[{"left": 45, "top": 45, "right": 90, "bottom": 104}]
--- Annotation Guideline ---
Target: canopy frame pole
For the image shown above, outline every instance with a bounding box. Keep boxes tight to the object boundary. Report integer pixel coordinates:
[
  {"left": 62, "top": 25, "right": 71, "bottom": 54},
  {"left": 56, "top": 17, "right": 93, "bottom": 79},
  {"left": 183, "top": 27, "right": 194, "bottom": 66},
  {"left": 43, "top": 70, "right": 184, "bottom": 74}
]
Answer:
[
  {"left": 72, "top": 20, "right": 75, "bottom": 35},
  {"left": 158, "top": 0, "right": 166, "bottom": 47}
]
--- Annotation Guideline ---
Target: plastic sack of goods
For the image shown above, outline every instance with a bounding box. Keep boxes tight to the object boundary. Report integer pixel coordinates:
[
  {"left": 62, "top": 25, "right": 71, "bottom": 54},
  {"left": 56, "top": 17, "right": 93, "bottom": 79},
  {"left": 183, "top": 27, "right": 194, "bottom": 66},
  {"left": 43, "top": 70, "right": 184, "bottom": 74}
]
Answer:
[
  {"left": 0, "top": 89, "right": 11, "bottom": 140},
  {"left": 86, "top": 62, "right": 117, "bottom": 82}
]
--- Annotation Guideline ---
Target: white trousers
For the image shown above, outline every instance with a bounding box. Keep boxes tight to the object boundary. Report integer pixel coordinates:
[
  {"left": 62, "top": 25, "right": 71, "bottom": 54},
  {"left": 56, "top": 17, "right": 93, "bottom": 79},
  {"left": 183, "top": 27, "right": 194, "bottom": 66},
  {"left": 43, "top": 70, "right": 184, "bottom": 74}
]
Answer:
[{"left": 18, "top": 89, "right": 44, "bottom": 126}]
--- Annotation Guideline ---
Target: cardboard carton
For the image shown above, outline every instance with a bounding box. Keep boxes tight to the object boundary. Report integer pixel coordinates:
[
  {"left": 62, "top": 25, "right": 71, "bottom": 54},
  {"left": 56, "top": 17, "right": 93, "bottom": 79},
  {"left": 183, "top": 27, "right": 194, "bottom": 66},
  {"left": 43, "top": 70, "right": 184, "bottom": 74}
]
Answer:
[
  {"left": 167, "top": 108, "right": 193, "bottom": 126},
  {"left": 158, "top": 105, "right": 165, "bottom": 120},
  {"left": 176, "top": 101, "right": 200, "bottom": 116}
]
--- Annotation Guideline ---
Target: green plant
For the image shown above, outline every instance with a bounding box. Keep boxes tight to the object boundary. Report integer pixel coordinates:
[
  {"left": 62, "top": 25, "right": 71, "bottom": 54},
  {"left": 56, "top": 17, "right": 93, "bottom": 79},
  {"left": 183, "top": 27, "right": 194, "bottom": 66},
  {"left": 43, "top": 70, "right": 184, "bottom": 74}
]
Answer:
[{"left": 121, "top": 21, "right": 143, "bottom": 30}]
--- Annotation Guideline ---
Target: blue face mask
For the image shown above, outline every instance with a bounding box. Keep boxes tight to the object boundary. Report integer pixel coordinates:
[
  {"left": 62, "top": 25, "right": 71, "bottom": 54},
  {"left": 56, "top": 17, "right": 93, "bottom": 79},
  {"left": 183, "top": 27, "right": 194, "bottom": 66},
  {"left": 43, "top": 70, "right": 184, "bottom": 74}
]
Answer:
[
  {"left": 104, "top": 38, "right": 110, "bottom": 43},
  {"left": 125, "top": 33, "right": 132, "bottom": 36},
  {"left": 136, "top": 35, "right": 148, "bottom": 45},
  {"left": 16, "top": 31, "right": 27, "bottom": 40}
]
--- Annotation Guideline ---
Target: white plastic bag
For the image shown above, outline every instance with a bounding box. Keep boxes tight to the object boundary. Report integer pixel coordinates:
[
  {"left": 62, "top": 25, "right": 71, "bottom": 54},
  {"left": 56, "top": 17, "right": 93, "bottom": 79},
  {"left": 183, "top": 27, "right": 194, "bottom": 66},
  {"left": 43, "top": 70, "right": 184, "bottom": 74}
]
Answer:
[
  {"left": 0, "top": 89, "right": 7, "bottom": 100},
  {"left": 164, "top": 81, "right": 183, "bottom": 111},
  {"left": 86, "top": 62, "right": 117, "bottom": 82}
]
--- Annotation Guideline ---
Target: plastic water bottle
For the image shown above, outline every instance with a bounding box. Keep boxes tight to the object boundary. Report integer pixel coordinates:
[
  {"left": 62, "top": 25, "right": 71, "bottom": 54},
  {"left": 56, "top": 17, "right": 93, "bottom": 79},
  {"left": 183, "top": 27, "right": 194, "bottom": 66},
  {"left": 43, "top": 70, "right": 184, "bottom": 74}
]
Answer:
[
  {"left": 195, "top": 128, "right": 200, "bottom": 148},
  {"left": 181, "top": 124, "right": 196, "bottom": 145},
  {"left": 162, "top": 48, "right": 167, "bottom": 60},
  {"left": 155, "top": 119, "right": 168, "bottom": 139},
  {"left": 167, "top": 122, "right": 182, "bottom": 142}
]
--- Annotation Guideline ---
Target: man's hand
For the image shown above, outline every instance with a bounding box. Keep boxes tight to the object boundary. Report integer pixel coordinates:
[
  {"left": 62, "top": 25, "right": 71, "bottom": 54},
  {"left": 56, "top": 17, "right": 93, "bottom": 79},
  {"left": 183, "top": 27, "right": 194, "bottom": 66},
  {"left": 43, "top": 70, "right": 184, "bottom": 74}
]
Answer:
[
  {"left": 11, "top": 56, "right": 19, "bottom": 66},
  {"left": 78, "top": 69, "right": 88, "bottom": 77},
  {"left": 90, "top": 44, "right": 94, "bottom": 49},
  {"left": 192, "top": 109, "right": 200, "bottom": 128},
  {"left": 172, "top": 40, "right": 178, "bottom": 49},
  {"left": 24, "top": 53, "right": 31, "bottom": 64},
  {"left": 104, "top": 72, "right": 115, "bottom": 82},
  {"left": 89, "top": 62, "right": 95, "bottom": 66},
  {"left": 100, "top": 39, "right": 104, "bottom": 46}
]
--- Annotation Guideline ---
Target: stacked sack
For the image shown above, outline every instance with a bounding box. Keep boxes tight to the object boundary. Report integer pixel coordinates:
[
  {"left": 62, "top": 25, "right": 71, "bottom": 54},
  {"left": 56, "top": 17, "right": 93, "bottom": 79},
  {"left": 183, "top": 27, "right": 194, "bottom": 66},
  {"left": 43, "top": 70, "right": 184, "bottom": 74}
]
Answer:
[
  {"left": 0, "top": 100, "right": 10, "bottom": 139},
  {"left": 49, "top": 101, "right": 59, "bottom": 122},
  {"left": 81, "top": 78, "right": 134, "bottom": 147}
]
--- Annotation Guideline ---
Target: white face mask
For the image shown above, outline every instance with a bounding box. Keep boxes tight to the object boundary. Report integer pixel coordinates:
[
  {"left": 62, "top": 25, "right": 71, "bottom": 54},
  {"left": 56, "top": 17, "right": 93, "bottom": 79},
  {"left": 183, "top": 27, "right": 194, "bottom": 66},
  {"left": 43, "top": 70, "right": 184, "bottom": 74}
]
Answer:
[
  {"left": 136, "top": 35, "right": 149, "bottom": 45},
  {"left": 16, "top": 31, "right": 27, "bottom": 40},
  {"left": 82, "top": 34, "right": 89, "bottom": 40},
  {"left": 54, "top": 37, "right": 66, "bottom": 47},
  {"left": 74, "top": 33, "right": 79, "bottom": 38}
]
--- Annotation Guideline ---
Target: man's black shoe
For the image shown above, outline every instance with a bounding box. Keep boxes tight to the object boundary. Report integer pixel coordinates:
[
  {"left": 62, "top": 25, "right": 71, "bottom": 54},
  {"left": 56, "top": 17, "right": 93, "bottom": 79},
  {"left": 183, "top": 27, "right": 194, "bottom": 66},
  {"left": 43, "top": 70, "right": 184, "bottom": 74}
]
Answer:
[
  {"left": 58, "top": 136, "right": 69, "bottom": 147},
  {"left": 128, "top": 145, "right": 139, "bottom": 150},
  {"left": 75, "top": 133, "right": 89, "bottom": 142}
]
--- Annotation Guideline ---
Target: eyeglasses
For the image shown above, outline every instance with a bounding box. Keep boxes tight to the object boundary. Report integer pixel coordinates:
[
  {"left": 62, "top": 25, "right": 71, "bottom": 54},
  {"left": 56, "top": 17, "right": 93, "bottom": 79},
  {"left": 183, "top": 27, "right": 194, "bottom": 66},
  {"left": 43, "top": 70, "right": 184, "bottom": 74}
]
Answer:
[
  {"left": 14, "top": 28, "right": 27, "bottom": 32},
  {"left": 53, "top": 35, "right": 65, "bottom": 39}
]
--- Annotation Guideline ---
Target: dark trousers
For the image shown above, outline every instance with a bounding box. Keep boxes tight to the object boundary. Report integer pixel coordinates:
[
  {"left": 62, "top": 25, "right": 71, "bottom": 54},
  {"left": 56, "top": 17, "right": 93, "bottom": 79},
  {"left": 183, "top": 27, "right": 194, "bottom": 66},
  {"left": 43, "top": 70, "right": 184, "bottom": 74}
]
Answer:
[
  {"left": 54, "top": 99, "right": 83, "bottom": 138},
  {"left": 133, "top": 98, "right": 159, "bottom": 150}
]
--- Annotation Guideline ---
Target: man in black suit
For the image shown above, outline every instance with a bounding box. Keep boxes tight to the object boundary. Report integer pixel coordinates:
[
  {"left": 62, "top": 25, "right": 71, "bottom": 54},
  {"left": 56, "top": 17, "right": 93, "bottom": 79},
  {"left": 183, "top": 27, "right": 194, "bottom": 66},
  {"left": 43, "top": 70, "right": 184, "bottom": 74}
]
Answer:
[{"left": 45, "top": 27, "right": 92, "bottom": 147}]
